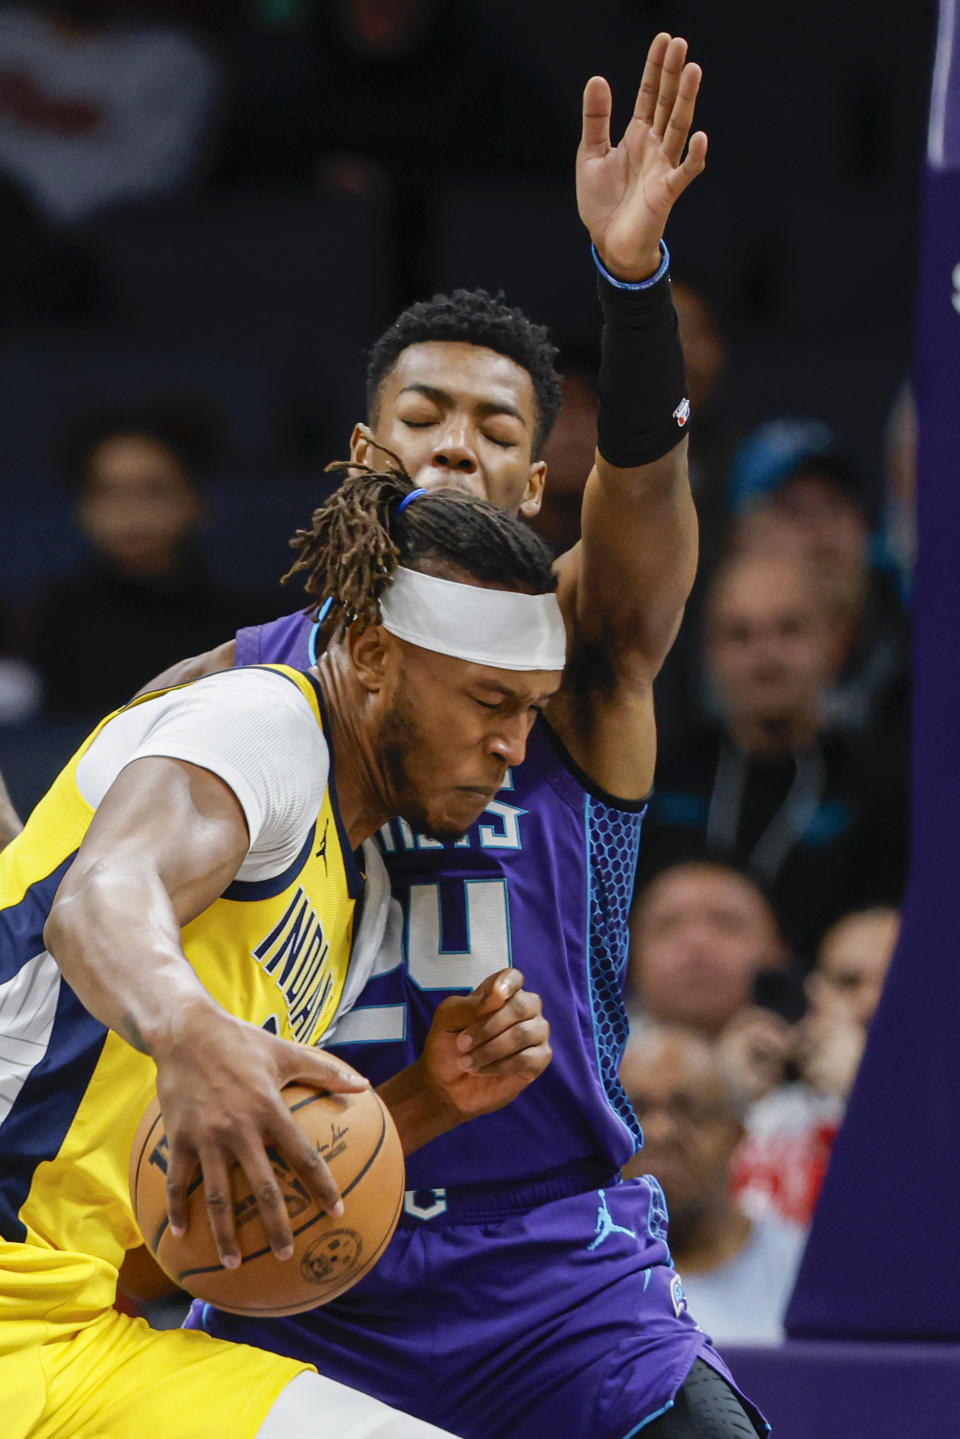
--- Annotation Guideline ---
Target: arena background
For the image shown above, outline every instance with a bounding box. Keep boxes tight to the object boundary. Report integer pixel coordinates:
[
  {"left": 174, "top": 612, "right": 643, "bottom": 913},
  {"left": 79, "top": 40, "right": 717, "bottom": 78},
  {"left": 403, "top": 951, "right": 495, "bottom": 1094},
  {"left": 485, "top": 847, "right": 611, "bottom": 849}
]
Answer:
[
  {"left": 0, "top": 3, "right": 954, "bottom": 1432},
  {"left": 0, "top": 0, "right": 933, "bottom": 798}
]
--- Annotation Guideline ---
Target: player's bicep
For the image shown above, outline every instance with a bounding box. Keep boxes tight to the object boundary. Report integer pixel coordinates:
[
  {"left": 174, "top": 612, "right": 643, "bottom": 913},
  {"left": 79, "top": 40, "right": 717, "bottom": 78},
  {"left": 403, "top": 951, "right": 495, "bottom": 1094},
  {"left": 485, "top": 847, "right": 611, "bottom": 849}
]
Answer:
[{"left": 63, "top": 756, "right": 250, "bottom": 927}]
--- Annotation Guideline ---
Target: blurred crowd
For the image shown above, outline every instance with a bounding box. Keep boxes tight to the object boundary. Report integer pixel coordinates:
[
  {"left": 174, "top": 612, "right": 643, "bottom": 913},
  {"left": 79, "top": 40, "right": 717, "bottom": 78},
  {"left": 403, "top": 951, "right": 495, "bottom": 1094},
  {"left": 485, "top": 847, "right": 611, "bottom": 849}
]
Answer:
[{"left": 0, "top": 0, "right": 929, "bottom": 1346}]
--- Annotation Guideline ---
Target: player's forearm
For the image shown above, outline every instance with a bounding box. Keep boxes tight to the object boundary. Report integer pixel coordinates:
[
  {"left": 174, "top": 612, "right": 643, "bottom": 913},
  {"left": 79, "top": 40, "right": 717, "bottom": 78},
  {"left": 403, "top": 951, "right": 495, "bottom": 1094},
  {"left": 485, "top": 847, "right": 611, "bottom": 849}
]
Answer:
[
  {"left": 44, "top": 862, "right": 220, "bottom": 1057},
  {"left": 562, "top": 245, "right": 698, "bottom": 670},
  {"left": 575, "top": 446, "right": 697, "bottom": 679},
  {"left": 376, "top": 1061, "right": 462, "bottom": 1157},
  {"left": 594, "top": 242, "right": 689, "bottom": 476}
]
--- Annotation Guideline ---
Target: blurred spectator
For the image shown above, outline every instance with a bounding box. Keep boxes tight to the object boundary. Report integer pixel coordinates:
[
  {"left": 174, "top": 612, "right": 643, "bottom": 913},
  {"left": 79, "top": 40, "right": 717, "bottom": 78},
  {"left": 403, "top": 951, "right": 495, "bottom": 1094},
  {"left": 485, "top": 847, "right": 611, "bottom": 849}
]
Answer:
[
  {"left": 733, "top": 906, "right": 900, "bottom": 1228},
  {"left": 628, "top": 861, "right": 787, "bottom": 1037},
  {"left": 218, "top": 0, "right": 556, "bottom": 197},
  {"left": 531, "top": 352, "right": 597, "bottom": 555},
  {"left": 673, "top": 274, "right": 734, "bottom": 550},
  {"left": 0, "top": 658, "right": 43, "bottom": 724},
  {"left": 0, "top": 763, "right": 22, "bottom": 849},
  {"left": 622, "top": 1024, "right": 806, "bottom": 1345},
  {"left": 798, "top": 906, "right": 899, "bottom": 1089},
  {"left": 637, "top": 550, "right": 907, "bottom": 961},
  {"left": 881, "top": 381, "right": 917, "bottom": 589},
  {"left": 654, "top": 273, "right": 736, "bottom": 741},
  {"left": 0, "top": 2, "right": 220, "bottom": 226},
  {"left": 727, "top": 417, "right": 909, "bottom": 734},
  {"left": 11, "top": 401, "right": 266, "bottom": 720}
]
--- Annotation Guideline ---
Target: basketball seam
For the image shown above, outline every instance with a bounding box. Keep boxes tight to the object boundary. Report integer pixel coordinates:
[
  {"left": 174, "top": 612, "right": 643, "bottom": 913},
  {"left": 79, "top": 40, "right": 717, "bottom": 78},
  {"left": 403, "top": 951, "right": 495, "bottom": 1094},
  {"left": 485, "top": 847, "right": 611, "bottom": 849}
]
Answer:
[
  {"left": 214, "top": 1174, "right": 406, "bottom": 1316},
  {"left": 141, "top": 1089, "right": 367, "bottom": 1254},
  {"left": 170, "top": 1093, "right": 392, "bottom": 1283}
]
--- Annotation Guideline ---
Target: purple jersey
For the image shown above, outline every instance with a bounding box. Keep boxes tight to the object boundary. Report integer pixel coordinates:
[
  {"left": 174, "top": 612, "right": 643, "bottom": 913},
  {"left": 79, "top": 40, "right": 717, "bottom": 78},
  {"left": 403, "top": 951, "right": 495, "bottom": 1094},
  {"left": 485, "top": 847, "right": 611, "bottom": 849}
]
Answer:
[
  {"left": 235, "top": 610, "right": 645, "bottom": 1186},
  {"left": 201, "top": 614, "right": 768, "bottom": 1439}
]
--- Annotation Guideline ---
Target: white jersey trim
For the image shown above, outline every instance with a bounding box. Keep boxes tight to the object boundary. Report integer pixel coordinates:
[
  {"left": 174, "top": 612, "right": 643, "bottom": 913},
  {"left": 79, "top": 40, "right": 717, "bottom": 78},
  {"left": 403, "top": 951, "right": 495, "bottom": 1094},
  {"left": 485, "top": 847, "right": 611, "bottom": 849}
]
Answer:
[
  {"left": 0, "top": 950, "right": 61, "bottom": 1126},
  {"left": 75, "top": 668, "right": 329, "bottom": 882}
]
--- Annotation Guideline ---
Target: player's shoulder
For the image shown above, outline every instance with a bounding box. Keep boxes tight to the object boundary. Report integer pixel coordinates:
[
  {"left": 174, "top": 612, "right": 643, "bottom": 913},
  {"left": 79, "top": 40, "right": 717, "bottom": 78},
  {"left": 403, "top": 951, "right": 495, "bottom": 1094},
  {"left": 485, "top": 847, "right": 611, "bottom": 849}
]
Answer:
[
  {"left": 129, "top": 664, "right": 327, "bottom": 768},
  {"left": 189, "top": 664, "right": 325, "bottom": 737},
  {"left": 192, "top": 661, "right": 310, "bottom": 697}
]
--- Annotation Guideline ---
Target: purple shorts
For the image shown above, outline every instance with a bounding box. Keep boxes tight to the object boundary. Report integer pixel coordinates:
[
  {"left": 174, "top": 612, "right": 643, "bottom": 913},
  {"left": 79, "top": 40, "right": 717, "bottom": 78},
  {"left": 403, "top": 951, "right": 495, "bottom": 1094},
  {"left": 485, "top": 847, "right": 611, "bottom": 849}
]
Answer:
[{"left": 187, "top": 1171, "right": 767, "bottom": 1439}]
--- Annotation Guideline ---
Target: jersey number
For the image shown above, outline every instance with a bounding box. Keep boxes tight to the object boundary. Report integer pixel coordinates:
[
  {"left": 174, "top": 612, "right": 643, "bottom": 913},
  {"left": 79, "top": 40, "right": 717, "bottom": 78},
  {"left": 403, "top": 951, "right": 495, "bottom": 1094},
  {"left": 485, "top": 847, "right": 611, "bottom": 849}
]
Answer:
[
  {"left": 406, "top": 879, "right": 512, "bottom": 992},
  {"left": 330, "top": 879, "right": 513, "bottom": 1046}
]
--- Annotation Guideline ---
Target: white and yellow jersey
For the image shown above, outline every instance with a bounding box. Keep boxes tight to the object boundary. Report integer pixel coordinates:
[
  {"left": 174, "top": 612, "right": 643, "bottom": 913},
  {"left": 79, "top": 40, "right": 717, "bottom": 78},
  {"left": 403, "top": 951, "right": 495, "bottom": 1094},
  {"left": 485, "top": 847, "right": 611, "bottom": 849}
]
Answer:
[{"left": 0, "top": 664, "right": 390, "bottom": 1345}]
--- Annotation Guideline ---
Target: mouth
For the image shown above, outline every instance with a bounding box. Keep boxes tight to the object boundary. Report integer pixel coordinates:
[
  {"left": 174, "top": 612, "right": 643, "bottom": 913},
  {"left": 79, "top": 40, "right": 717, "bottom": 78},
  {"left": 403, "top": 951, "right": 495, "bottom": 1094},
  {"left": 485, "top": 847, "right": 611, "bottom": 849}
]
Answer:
[
  {"left": 458, "top": 785, "right": 500, "bottom": 807},
  {"left": 415, "top": 469, "right": 483, "bottom": 496}
]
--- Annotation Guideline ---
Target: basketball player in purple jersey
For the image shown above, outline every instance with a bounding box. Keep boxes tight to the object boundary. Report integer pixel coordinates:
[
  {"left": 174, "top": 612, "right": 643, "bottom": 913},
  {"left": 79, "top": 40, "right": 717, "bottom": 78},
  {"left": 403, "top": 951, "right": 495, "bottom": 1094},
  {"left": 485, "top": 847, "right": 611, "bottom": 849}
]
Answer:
[{"left": 147, "top": 33, "right": 765, "bottom": 1439}]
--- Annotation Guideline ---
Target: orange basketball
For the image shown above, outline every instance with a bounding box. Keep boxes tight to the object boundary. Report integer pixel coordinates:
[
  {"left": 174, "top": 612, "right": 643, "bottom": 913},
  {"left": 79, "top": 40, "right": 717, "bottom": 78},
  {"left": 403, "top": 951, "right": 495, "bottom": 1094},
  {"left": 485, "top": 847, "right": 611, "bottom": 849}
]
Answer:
[{"left": 129, "top": 1080, "right": 405, "bottom": 1316}]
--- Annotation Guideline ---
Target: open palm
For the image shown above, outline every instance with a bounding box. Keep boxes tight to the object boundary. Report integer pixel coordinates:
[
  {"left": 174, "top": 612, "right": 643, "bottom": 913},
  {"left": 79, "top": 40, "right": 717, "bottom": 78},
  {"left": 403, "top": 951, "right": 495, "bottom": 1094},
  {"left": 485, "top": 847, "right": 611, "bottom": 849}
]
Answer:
[{"left": 577, "top": 33, "right": 707, "bottom": 282}]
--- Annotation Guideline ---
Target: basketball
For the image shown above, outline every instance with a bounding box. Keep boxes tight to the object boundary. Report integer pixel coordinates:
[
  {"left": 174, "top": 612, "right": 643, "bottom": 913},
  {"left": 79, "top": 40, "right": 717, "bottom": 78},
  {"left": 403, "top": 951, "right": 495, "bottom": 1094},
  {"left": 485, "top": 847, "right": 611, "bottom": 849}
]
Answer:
[{"left": 129, "top": 1079, "right": 405, "bottom": 1317}]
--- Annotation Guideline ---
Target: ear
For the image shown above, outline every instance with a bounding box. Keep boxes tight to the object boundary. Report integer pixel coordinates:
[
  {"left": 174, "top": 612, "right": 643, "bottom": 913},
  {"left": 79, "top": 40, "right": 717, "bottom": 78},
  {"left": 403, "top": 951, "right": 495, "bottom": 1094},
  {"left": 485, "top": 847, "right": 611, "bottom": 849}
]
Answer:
[
  {"left": 519, "top": 460, "right": 547, "bottom": 519},
  {"left": 347, "top": 622, "right": 395, "bottom": 695},
  {"left": 350, "top": 423, "right": 375, "bottom": 465}
]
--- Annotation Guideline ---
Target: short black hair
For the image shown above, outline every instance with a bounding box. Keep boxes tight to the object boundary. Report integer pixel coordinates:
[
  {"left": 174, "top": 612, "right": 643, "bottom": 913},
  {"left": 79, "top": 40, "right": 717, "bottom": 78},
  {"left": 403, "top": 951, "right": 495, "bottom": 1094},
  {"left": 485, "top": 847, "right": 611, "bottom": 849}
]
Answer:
[
  {"left": 366, "top": 289, "right": 563, "bottom": 456},
  {"left": 59, "top": 399, "right": 220, "bottom": 495}
]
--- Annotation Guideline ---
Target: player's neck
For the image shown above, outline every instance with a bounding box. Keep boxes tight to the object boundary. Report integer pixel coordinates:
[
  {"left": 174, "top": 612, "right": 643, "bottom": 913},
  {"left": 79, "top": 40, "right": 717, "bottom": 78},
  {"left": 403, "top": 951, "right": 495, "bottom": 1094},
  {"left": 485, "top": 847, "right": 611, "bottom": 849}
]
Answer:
[
  {"left": 666, "top": 1195, "right": 752, "bottom": 1274},
  {"left": 315, "top": 657, "right": 395, "bottom": 850}
]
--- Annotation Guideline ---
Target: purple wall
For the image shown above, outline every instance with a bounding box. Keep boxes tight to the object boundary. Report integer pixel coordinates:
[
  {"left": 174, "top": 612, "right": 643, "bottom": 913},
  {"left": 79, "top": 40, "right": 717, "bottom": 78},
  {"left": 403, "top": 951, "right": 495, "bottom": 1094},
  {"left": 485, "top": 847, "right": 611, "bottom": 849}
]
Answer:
[
  {"left": 786, "top": 0, "right": 960, "bottom": 1343},
  {"left": 725, "top": 1342, "right": 960, "bottom": 1435}
]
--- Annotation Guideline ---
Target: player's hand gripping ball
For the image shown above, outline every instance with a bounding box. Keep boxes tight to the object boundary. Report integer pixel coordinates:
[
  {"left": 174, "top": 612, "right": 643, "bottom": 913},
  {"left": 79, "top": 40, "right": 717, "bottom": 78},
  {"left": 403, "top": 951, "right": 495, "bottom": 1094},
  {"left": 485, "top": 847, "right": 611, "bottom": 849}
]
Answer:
[{"left": 130, "top": 1082, "right": 405, "bottom": 1316}]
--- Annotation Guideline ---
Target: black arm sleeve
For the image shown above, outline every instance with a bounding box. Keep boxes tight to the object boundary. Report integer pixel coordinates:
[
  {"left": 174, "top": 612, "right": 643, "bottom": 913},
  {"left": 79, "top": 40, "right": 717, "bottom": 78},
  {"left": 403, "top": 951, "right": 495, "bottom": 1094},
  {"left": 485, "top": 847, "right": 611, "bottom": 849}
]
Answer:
[{"left": 596, "top": 267, "right": 690, "bottom": 470}]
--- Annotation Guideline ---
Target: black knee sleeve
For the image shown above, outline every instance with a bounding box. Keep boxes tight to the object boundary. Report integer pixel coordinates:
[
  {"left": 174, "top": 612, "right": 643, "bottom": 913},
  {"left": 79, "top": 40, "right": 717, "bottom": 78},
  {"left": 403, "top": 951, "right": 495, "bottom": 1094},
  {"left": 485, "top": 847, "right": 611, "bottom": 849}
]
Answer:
[{"left": 642, "top": 1359, "right": 760, "bottom": 1439}]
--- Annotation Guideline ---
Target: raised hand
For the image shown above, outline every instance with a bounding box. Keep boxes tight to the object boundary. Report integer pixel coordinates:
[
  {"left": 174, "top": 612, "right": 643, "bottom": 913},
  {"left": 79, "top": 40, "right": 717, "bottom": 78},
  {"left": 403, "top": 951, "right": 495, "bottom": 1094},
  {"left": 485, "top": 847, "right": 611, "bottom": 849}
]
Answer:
[
  {"left": 577, "top": 32, "right": 707, "bottom": 282},
  {"left": 421, "top": 968, "right": 551, "bottom": 1120},
  {"left": 717, "top": 1006, "right": 793, "bottom": 1106}
]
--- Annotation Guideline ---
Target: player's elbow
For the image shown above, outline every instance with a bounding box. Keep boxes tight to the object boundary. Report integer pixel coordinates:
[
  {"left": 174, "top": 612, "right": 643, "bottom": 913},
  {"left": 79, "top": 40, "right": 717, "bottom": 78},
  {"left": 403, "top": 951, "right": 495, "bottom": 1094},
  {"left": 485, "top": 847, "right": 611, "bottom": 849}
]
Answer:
[
  {"left": 43, "top": 894, "right": 74, "bottom": 961},
  {"left": 44, "top": 859, "right": 112, "bottom": 959}
]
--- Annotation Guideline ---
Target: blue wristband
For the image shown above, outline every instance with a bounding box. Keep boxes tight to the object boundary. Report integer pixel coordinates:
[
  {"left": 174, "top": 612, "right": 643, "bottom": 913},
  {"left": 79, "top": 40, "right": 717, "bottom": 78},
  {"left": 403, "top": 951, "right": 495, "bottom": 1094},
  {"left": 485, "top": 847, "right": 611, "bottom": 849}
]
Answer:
[{"left": 591, "top": 239, "right": 670, "bottom": 290}]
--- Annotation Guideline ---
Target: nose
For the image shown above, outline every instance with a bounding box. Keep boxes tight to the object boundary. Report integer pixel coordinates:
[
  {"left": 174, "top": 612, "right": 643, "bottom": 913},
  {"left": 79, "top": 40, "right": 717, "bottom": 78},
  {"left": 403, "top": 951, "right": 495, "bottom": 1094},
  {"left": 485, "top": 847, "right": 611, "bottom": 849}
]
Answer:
[
  {"left": 485, "top": 713, "right": 531, "bottom": 769},
  {"left": 432, "top": 424, "right": 478, "bottom": 474},
  {"left": 636, "top": 1105, "right": 678, "bottom": 1147},
  {"left": 678, "top": 918, "right": 713, "bottom": 957}
]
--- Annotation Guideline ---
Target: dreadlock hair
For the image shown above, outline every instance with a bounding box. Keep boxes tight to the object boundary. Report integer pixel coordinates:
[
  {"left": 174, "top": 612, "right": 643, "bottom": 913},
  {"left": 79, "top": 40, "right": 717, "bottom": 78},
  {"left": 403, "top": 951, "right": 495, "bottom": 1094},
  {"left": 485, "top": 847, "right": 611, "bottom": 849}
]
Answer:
[
  {"left": 366, "top": 289, "right": 563, "bottom": 456},
  {"left": 283, "top": 452, "right": 558, "bottom": 644}
]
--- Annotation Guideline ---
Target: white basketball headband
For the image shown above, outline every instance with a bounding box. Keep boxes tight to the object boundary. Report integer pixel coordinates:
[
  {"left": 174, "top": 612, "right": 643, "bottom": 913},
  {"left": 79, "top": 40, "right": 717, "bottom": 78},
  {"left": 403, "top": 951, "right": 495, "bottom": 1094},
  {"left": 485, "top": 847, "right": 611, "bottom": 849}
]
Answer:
[{"left": 379, "top": 566, "right": 567, "bottom": 672}]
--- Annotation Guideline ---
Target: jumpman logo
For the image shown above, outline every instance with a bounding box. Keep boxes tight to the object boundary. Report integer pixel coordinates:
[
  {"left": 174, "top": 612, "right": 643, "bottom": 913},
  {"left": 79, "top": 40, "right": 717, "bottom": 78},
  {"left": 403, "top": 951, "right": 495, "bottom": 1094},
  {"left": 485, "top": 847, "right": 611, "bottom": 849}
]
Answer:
[
  {"left": 587, "top": 1189, "right": 636, "bottom": 1251},
  {"left": 315, "top": 819, "right": 330, "bottom": 873}
]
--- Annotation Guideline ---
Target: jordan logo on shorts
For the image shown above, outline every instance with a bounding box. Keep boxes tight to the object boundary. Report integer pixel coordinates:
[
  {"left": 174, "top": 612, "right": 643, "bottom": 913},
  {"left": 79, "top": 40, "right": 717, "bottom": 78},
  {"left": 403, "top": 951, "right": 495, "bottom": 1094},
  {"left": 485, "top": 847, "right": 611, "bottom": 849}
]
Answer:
[{"left": 587, "top": 1189, "right": 636, "bottom": 1250}]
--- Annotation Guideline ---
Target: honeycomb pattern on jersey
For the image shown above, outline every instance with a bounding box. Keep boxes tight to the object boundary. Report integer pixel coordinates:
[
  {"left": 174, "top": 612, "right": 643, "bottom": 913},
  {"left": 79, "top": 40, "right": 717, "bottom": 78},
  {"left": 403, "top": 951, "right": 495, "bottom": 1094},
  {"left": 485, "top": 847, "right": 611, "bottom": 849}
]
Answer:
[
  {"left": 587, "top": 797, "right": 646, "bottom": 1151},
  {"left": 644, "top": 1173, "right": 671, "bottom": 1244}
]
